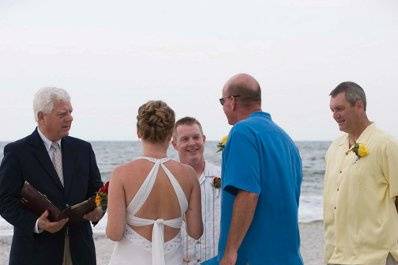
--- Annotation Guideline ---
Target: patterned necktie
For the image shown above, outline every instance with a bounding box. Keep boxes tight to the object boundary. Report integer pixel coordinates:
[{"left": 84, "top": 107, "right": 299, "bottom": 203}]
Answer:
[{"left": 50, "top": 142, "right": 64, "bottom": 186}]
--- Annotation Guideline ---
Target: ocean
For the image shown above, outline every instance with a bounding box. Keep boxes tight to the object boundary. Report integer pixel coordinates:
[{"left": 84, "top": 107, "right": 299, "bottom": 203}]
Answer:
[{"left": 0, "top": 141, "right": 328, "bottom": 236}]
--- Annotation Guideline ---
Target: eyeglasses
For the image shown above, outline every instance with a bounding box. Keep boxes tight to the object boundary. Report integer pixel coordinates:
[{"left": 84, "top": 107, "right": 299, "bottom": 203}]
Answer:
[{"left": 219, "top": 95, "right": 240, "bottom": 106}]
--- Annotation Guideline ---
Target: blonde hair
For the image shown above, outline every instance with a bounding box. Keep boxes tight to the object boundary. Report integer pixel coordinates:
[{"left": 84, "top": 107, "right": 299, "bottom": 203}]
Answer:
[{"left": 137, "top": 100, "right": 175, "bottom": 143}]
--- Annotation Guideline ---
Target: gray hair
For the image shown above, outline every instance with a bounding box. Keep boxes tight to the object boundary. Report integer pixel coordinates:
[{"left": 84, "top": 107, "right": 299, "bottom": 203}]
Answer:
[
  {"left": 33, "top": 87, "right": 71, "bottom": 121},
  {"left": 329, "top": 81, "right": 367, "bottom": 111}
]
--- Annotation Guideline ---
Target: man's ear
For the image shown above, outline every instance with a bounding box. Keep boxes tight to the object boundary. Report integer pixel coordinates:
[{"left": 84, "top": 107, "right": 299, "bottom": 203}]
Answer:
[
  {"left": 232, "top": 98, "right": 238, "bottom": 111},
  {"left": 355, "top": 100, "right": 365, "bottom": 111},
  {"left": 202, "top": 134, "right": 206, "bottom": 143},
  {"left": 37, "top": 112, "right": 45, "bottom": 122},
  {"left": 171, "top": 137, "right": 177, "bottom": 149}
]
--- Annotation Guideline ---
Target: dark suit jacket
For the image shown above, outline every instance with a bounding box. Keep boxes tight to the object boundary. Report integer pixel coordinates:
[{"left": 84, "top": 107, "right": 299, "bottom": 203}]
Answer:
[{"left": 0, "top": 129, "right": 103, "bottom": 265}]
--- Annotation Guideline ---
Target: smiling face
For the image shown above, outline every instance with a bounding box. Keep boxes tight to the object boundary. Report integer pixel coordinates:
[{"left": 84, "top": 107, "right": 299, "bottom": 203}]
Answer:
[
  {"left": 38, "top": 100, "right": 73, "bottom": 141},
  {"left": 172, "top": 123, "right": 206, "bottom": 166},
  {"left": 330, "top": 92, "right": 362, "bottom": 134}
]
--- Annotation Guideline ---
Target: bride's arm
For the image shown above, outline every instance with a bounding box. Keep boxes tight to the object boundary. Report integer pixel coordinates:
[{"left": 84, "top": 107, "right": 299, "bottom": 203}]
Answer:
[
  {"left": 185, "top": 168, "right": 203, "bottom": 240},
  {"left": 106, "top": 167, "right": 127, "bottom": 241}
]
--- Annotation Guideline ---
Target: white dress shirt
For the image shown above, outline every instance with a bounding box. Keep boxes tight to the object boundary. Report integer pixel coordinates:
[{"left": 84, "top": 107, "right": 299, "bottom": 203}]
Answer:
[{"left": 181, "top": 161, "right": 221, "bottom": 264}]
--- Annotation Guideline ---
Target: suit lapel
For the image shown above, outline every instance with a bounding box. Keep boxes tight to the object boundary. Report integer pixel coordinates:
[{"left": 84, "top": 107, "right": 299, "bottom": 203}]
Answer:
[
  {"left": 61, "top": 137, "right": 74, "bottom": 197},
  {"left": 28, "top": 129, "right": 64, "bottom": 191}
]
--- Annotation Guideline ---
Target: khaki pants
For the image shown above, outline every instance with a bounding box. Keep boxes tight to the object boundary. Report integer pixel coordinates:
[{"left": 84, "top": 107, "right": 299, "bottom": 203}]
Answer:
[
  {"left": 63, "top": 235, "right": 73, "bottom": 265},
  {"left": 386, "top": 254, "right": 398, "bottom": 265},
  {"left": 329, "top": 254, "right": 398, "bottom": 265}
]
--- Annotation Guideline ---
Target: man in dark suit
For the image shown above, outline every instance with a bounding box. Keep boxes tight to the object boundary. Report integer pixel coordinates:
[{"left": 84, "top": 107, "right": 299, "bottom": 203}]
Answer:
[{"left": 0, "top": 87, "right": 103, "bottom": 265}]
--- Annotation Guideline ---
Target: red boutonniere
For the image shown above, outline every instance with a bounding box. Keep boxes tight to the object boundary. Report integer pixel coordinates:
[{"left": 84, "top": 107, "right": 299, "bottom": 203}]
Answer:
[
  {"left": 212, "top": 176, "right": 221, "bottom": 189},
  {"left": 95, "top": 181, "right": 109, "bottom": 211}
]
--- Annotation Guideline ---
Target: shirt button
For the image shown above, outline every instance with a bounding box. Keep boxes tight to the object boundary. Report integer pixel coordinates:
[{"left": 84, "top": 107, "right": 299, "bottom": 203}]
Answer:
[
  {"left": 334, "top": 207, "right": 337, "bottom": 210},
  {"left": 337, "top": 188, "right": 339, "bottom": 191},
  {"left": 339, "top": 170, "right": 342, "bottom": 174}
]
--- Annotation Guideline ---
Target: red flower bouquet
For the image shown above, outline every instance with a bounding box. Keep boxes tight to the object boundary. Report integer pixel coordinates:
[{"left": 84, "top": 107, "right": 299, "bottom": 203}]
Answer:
[{"left": 95, "top": 181, "right": 109, "bottom": 211}]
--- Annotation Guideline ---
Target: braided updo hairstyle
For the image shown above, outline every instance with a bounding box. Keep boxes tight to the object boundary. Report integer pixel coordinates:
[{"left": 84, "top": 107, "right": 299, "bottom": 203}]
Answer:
[{"left": 136, "top": 100, "right": 175, "bottom": 143}]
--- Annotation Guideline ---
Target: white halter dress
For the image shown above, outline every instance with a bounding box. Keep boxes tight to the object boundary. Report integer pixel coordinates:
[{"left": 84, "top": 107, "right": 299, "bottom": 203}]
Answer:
[{"left": 108, "top": 157, "right": 188, "bottom": 265}]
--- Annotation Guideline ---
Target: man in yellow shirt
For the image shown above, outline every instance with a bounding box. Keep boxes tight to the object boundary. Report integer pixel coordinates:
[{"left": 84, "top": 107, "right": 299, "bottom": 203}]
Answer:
[{"left": 324, "top": 81, "right": 398, "bottom": 265}]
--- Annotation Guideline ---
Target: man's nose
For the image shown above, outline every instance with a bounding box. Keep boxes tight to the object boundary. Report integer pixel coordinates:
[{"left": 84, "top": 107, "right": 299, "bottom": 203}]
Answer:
[{"left": 66, "top": 113, "right": 73, "bottom": 122}]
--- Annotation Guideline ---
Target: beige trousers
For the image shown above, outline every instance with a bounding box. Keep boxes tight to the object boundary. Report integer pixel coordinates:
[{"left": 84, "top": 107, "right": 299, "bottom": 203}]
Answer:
[
  {"left": 63, "top": 235, "right": 73, "bottom": 265},
  {"left": 386, "top": 254, "right": 398, "bottom": 265},
  {"left": 329, "top": 254, "right": 398, "bottom": 265}
]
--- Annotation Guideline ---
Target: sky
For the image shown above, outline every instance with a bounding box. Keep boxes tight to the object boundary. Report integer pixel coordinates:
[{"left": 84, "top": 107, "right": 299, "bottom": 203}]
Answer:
[{"left": 1, "top": 0, "right": 397, "bottom": 141}]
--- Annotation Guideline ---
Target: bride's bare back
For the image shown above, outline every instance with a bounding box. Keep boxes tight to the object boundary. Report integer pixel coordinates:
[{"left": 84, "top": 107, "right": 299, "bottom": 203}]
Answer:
[{"left": 107, "top": 158, "right": 202, "bottom": 242}]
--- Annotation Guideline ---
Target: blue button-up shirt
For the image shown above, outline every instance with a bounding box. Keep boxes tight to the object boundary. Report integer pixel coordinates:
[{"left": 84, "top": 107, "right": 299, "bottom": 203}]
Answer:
[{"left": 218, "top": 111, "right": 303, "bottom": 265}]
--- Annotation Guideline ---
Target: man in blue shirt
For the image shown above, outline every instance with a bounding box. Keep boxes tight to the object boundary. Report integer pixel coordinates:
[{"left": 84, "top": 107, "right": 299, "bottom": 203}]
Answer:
[{"left": 217, "top": 73, "right": 303, "bottom": 265}]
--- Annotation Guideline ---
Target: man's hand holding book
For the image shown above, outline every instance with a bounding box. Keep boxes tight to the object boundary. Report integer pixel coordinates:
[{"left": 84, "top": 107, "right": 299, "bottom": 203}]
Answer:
[
  {"left": 37, "top": 210, "right": 69, "bottom": 233},
  {"left": 21, "top": 181, "right": 109, "bottom": 232}
]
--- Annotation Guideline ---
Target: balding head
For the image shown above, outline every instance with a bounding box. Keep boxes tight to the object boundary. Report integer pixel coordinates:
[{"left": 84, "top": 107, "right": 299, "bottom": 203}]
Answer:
[
  {"left": 223, "top": 73, "right": 261, "bottom": 108},
  {"left": 221, "top": 73, "right": 262, "bottom": 125}
]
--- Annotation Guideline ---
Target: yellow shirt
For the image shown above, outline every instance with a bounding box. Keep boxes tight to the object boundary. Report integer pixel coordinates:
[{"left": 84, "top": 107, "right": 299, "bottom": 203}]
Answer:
[{"left": 324, "top": 124, "right": 398, "bottom": 265}]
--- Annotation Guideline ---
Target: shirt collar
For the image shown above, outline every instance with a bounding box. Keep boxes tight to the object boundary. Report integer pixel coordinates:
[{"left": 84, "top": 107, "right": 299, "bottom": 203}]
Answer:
[
  {"left": 200, "top": 161, "right": 221, "bottom": 185},
  {"left": 249, "top": 111, "right": 271, "bottom": 120},
  {"left": 37, "top": 127, "right": 62, "bottom": 152},
  {"left": 198, "top": 160, "right": 209, "bottom": 185},
  {"left": 198, "top": 161, "right": 208, "bottom": 184},
  {"left": 356, "top": 123, "right": 375, "bottom": 144},
  {"left": 339, "top": 123, "right": 376, "bottom": 148}
]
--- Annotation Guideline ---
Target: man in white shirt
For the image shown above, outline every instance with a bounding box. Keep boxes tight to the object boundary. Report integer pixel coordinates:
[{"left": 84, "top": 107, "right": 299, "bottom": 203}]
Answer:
[{"left": 172, "top": 117, "right": 221, "bottom": 264}]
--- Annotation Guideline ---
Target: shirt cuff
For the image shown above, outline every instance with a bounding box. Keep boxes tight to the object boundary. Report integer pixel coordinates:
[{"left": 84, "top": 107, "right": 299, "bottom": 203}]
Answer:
[{"left": 34, "top": 219, "right": 43, "bottom": 233}]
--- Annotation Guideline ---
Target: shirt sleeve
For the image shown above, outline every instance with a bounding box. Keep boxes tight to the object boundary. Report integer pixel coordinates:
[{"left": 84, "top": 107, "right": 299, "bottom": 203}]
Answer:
[
  {"left": 382, "top": 138, "right": 398, "bottom": 198},
  {"left": 34, "top": 219, "right": 43, "bottom": 233},
  {"left": 222, "top": 126, "right": 261, "bottom": 195}
]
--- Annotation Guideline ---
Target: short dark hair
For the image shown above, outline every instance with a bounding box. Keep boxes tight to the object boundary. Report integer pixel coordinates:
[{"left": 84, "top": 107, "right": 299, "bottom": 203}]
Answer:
[
  {"left": 228, "top": 81, "right": 261, "bottom": 107},
  {"left": 173, "top": 117, "right": 203, "bottom": 138},
  {"left": 330, "top": 81, "right": 367, "bottom": 111}
]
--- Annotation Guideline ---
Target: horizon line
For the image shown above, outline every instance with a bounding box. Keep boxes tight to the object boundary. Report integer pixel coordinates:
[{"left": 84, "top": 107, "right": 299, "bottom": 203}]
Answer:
[{"left": 0, "top": 139, "right": 333, "bottom": 142}]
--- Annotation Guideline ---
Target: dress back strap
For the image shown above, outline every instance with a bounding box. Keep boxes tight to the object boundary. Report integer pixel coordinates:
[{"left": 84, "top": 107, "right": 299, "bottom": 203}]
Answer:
[
  {"left": 160, "top": 163, "right": 188, "bottom": 216},
  {"left": 135, "top": 156, "right": 170, "bottom": 164},
  {"left": 127, "top": 160, "right": 161, "bottom": 216},
  {"left": 127, "top": 156, "right": 187, "bottom": 217}
]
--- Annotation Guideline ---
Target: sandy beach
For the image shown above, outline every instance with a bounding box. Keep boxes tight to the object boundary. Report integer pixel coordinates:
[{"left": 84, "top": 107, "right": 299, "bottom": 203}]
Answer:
[
  {"left": 0, "top": 221, "right": 323, "bottom": 265},
  {"left": 300, "top": 221, "right": 324, "bottom": 265}
]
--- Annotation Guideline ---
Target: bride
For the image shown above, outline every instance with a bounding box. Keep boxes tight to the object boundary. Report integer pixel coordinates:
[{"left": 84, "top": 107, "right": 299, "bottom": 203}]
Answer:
[{"left": 106, "top": 100, "right": 203, "bottom": 265}]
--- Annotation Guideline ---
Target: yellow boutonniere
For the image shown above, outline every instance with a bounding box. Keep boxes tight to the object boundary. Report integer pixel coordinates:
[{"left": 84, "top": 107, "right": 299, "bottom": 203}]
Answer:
[
  {"left": 346, "top": 142, "right": 369, "bottom": 159},
  {"left": 217, "top": 136, "right": 228, "bottom": 152}
]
